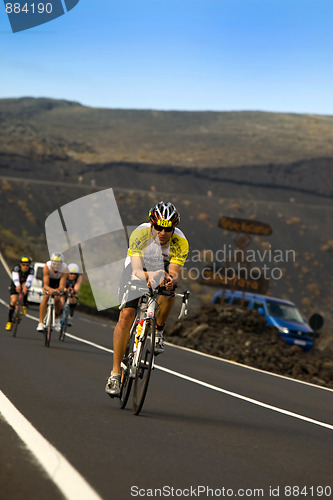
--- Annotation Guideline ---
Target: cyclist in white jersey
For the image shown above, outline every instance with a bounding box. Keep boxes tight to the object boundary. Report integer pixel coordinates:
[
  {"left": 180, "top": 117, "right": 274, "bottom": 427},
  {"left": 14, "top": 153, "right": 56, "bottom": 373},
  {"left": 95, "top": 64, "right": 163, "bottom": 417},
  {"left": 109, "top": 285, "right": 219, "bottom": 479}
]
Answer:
[
  {"left": 36, "top": 252, "right": 69, "bottom": 332},
  {"left": 105, "top": 201, "right": 189, "bottom": 397}
]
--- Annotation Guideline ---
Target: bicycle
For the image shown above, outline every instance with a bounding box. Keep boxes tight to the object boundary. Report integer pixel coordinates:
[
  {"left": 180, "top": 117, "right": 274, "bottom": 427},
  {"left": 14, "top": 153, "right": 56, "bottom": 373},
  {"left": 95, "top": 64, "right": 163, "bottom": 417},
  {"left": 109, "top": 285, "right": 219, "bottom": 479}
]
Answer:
[
  {"left": 42, "top": 290, "right": 58, "bottom": 348},
  {"left": 11, "top": 290, "right": 25, "bottom": 338},
  {"left": 118, "top": 284, "right": 190, "bottom": 415}
]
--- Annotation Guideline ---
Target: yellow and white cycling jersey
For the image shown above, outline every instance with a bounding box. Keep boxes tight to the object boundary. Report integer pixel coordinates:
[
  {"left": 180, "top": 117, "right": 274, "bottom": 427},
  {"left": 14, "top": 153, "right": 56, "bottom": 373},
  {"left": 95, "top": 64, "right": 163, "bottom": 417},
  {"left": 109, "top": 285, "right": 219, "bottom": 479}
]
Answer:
[{"left": 126, "top": 223, "right": 189, "bottom": 271}]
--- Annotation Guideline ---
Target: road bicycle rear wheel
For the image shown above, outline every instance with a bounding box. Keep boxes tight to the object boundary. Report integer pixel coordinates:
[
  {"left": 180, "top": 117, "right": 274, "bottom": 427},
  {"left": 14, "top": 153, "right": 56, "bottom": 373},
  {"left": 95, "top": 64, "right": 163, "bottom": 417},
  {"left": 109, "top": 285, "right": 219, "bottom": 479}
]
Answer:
[{"left": 132, "top": 319, "right": 155, "bottom": 415}]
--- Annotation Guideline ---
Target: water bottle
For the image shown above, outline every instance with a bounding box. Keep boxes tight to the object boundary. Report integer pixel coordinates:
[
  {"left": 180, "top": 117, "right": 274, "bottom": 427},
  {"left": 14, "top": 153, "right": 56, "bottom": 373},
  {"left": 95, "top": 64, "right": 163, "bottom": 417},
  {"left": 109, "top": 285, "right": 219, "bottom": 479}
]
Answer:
[{"left": 135, "top": 319, "right": 144, "bottom": 346}]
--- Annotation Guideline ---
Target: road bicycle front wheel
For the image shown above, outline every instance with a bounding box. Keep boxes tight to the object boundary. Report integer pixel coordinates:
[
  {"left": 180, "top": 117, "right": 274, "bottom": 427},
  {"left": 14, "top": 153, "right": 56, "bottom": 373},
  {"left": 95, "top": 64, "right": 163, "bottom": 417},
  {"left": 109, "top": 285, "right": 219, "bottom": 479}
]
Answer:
[
  {"left": 44, "top": 310, "right": 52, "bottom": 348},
  {"left": 45, "top": 325, "right": 52, "bottom": 347},
  {"left": 12, "top": 306, "right": 21, "bottom": 338},
  {"left": 132, "top": 319, "right": 155, "bottom": 415},
  {"left": 59, "top": 309, "right": 68, "bottom": 342}
]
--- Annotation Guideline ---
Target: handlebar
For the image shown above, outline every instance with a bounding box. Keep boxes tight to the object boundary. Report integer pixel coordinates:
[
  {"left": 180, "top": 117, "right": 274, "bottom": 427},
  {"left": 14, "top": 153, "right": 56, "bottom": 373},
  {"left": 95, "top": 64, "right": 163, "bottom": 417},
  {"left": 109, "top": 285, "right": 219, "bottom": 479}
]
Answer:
[
  {"left": 34, "top": 290, "right": 64, "bottom": 297},
  {"left": 44, "top": 290, "right": 60, "bottom": 297},
  {"left": 120, "top": 283, "right": 190, "bottom": 319}
]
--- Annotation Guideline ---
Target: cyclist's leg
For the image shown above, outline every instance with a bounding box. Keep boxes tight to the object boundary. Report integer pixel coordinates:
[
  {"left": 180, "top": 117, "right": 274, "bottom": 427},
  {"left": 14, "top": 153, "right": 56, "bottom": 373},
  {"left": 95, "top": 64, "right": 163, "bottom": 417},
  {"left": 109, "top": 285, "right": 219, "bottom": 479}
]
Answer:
[
  {"left": 39, "top": 293, "right": 49, "bottom": 323},
  {"left": 69, "top": 296, "right": 77, "bottom": 317},
  {"left": 53, "top": 296, "right": 62, "bottom": 331},
  {"left": 22, "top": 287, "right": 29, "bottom": 306},
  {"left": 112, "top": 307, "right": 136, "bottom": 374},
  {"left": 106, "top": 286, "right": 140, "bottom": 397},
  {"left": 9, "top": 293, "right": 18, "bottom": 314},
  {"left": 106, "top": 266, "right": 142, "bottom": 396},
  {"left": 54, "top": 295, "right": 63, "bottom": 316},
  {"left": 156, "top": 294, "right": 175, "bottom": 327},
  {"left": 154, "top": 294, "right": 176, "bottom": 354},
  {"left": 111, "top": 269, "right": 142, "bottom": 375},
  {"left": 6, "top": 293, "right": 18, "bottom": 329},
  {"left": 106, "top": 308, "right": 136, "bottom": 397},
  {"left": 7, "top": 304, "right": 15, "bottom": 324}
]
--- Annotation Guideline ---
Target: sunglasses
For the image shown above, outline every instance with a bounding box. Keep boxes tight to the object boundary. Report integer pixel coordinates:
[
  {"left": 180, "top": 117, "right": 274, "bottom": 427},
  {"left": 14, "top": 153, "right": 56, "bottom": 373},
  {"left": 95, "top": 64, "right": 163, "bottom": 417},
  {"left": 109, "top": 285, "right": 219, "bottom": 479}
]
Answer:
[
  {"left": 21, "top": 263, "right": 30, "bottom": 266},
  {"left": 153, "top": 224, "right": 174, "bottom": 233}
]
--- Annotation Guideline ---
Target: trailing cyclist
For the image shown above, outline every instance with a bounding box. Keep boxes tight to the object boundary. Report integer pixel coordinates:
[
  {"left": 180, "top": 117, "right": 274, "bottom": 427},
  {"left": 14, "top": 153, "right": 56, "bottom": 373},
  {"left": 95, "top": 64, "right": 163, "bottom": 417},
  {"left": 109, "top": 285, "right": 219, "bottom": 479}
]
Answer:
[
  {"left": 36, "top": 252, "right": 69, "bottom": 332},
  {"left": 63, "top": 263, "right": 82, "bottom": 325},
  {"left": 5, "top": 256, "right": 34, "bottom": 331},
  {"left": 105, "top": 201, "right": 189, "bottom": 397}
]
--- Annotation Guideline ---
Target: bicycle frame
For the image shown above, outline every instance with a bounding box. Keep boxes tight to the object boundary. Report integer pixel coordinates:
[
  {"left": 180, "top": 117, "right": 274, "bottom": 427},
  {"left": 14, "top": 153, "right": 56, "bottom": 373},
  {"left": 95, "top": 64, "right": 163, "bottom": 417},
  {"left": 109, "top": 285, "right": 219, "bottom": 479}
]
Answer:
[
  {"left": 43, "top": 292, "right": 56, "bottom": 348},
  {"left": 12, "top": 291, "right": 24, "bottom": 338}
]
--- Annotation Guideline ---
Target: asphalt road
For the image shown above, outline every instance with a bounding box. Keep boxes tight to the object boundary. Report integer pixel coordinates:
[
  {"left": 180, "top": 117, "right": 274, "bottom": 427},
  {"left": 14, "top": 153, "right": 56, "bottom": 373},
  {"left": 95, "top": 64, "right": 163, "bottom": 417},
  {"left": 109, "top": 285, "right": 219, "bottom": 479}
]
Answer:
[{"left": 0, "top": 261, "right": 332, "bottom": 500}]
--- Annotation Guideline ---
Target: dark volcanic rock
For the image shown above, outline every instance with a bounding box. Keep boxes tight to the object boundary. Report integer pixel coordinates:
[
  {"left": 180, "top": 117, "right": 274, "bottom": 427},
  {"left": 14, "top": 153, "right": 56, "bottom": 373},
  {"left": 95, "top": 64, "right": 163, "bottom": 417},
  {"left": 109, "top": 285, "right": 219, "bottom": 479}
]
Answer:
[{"left": 167, "top": 304, "right": 333, "bottom": 389}]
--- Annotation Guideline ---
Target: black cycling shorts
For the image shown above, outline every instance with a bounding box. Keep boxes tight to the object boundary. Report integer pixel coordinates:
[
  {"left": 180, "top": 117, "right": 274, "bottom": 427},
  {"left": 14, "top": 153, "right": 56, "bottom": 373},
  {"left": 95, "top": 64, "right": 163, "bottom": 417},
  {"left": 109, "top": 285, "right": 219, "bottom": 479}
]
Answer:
[{"left": 9, "top": 281, "right": 25, "bottom": 295}]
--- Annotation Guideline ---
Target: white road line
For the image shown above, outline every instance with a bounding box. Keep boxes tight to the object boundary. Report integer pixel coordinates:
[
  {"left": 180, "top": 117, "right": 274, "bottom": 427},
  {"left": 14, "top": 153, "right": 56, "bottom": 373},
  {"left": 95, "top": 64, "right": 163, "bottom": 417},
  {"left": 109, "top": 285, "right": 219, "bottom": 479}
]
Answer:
[
  {"left": 65, "top": 333, "right": 333, "bottom": 431},
  {"left": 155, "top": 365, "right": 333, "bottom": 431},
  {"left": 0, "top": 391, "right": 102, "bottom": 500},
  {"left": 66, "top": 333, "right": 113, "bottom": 353},
  {"left": 0, "top": 252, "right": 11, "bottom": 278}
]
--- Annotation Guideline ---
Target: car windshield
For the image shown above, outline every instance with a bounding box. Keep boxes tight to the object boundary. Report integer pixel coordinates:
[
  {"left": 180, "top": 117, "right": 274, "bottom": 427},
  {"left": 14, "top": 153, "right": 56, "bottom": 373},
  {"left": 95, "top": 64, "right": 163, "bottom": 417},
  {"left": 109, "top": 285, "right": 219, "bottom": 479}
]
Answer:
[{"left": 266, "top": 301, "right": 304, "bottom": 322}]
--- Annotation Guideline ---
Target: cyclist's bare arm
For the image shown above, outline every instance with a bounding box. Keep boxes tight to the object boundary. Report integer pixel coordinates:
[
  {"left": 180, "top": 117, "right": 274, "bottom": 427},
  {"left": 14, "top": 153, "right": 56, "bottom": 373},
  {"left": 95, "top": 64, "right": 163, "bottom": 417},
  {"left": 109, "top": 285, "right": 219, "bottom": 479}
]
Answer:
[
  {"left": 59, "top": 272, "right": 69, "bottom": 292},
  {"left": 164, "top": 263, "right": 182, "bottom": 290},
  {"left": 74, "top": 274, "right": 83, "bottom": 294},
  {"left": 130, "top": 256, "right": 166, "bottom": 288},
  {"left": 42, "top": 265, "right": 52, "bottom": 292}
]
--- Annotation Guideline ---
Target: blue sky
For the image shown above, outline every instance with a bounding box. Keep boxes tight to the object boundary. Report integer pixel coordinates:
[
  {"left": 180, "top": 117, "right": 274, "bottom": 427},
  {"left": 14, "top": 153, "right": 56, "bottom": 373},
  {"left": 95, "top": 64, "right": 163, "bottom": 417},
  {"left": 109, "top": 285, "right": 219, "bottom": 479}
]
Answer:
[{"left": 1, "top": 0, "right": 332, "bottom": 114}]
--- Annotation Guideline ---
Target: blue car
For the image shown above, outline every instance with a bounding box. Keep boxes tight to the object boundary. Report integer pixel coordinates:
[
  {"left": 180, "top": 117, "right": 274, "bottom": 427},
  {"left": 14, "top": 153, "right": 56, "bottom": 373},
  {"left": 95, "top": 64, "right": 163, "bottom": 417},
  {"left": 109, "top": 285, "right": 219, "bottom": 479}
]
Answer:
[{"left": 212, "top": 290, "right": 316, "bottom": 351}]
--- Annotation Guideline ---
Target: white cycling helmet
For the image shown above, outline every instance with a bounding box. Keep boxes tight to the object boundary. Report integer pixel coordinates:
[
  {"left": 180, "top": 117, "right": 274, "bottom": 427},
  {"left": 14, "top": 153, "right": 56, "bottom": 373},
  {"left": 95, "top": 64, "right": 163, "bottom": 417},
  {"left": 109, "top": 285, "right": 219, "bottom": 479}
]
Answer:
[
  {"left": 68, "top": 263, "right": 80, "bottom": 274},
  {"left": 149, "top": 201, "right": 180, "bottom": 227},
  {"left": 51, "top": 252, "right": 64, "bottom": 271}
]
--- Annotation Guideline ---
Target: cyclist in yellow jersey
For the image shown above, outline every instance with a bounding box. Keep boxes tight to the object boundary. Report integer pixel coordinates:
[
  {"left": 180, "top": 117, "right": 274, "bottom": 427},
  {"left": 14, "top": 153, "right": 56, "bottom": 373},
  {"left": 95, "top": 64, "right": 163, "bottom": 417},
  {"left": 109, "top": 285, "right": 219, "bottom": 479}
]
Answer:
[{"left": 105, "top": 201, "right": 189, "bottom": 397}]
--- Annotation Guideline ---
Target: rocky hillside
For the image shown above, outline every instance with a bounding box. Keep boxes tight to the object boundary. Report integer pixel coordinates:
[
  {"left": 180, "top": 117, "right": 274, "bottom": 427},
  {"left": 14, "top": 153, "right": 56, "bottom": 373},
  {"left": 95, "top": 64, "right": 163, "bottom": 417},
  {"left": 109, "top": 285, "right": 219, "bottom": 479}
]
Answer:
[
  {"left": 167, "top": 304, "right": 333, "bottom": 389},
  {"left": 1, "top": 97, "right": 333, "bottom": 168}
]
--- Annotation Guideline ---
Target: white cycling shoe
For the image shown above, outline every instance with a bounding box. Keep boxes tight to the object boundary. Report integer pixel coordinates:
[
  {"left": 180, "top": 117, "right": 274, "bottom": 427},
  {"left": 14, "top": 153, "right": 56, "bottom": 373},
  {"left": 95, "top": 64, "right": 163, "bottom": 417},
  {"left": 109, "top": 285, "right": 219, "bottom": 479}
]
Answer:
[
  {"left": 105, "top": 374, "right": 121, "bottom": 398},
  {"left": 154, "top": 331, "right": 165, "bottom": 355},
  {"left": 36, "top": 323, "right": 44, "bottom": 332}
]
